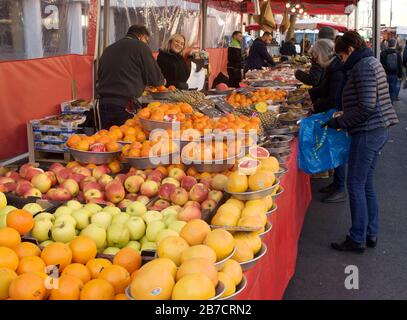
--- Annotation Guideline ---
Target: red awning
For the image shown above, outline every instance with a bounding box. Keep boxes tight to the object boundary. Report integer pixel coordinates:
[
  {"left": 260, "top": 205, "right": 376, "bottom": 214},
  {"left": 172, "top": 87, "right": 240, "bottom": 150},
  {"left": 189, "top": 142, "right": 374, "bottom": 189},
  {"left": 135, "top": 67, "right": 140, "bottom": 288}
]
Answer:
[{"left": 269, "top": 0, "right": 358, "bottom": 15}]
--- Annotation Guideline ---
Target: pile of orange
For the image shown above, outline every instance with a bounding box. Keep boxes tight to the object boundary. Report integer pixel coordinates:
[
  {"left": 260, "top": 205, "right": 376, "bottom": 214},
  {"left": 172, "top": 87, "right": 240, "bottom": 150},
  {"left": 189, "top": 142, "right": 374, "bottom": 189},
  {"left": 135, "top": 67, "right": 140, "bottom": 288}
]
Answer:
[
  {"left": 147, "top": 85, "right": 176, "bottom": 93},
  {"left": 137, "top": 102, "right": 193, "bottom": 122},
  {"left": 0, "top": 229, "right": 142, "bottom": 300},
  {"left": 182, "top": 139, "right": 242, "bottom": 162},
  {"left": 122, "top": 137, "right": 177, "bottom": 158},
  {"left": 227, "top": 88, "right": 287, "bottom": 108}
]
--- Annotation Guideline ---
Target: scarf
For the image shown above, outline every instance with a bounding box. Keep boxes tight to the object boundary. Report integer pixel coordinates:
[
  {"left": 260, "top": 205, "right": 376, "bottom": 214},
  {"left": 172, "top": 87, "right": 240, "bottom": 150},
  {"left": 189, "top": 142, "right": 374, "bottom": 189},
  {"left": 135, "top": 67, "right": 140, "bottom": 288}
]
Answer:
[{"left": 229, "top": 39, "right": 241, "bottom": 49}]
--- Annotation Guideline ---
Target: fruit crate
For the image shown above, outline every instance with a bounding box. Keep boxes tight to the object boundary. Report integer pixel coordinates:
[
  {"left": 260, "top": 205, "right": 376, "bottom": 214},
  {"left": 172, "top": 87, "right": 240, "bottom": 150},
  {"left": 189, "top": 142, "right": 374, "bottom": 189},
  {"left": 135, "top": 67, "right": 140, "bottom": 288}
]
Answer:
[{"left": 4, "top": 193, "right": 60, "bottom": 212}]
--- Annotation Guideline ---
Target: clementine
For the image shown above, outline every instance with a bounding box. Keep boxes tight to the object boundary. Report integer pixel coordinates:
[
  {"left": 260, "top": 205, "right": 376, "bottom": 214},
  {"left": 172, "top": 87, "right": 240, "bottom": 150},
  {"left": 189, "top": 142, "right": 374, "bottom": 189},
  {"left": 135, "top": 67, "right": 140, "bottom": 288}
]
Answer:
[
  {"left": 0, "top": 267, "right": 17, "bottom": 300},
  {"left": 49, "top": 275, "right": 84, "bottom": 300},
  {"left": 69, "top": 236, "right": 97, "bottom": 264},
  {"left": 9, "top": 273, "right": 47, "bottom": 300},
  {"left": 113, "top": 247, "right": 141, "bottom": 274},
  {"left": 40, "top": 243, "right": 72, "bottom": 272},
  {"left": 0, "top": 227, "right": 21, "bottom": 249},
  {"left": 62, "top": 263, "right": 91, "bottom": 284},
  {"left": 13, "top": 242, "right": 41, "bottom": 259},
  {"left": 0, "top": 247, "right": 19, "bottom": 271},
  {"left": 86, "top": 258, "right": 112, "bottom": 279},
  {"left": 6, "top": 209, "right": 34, "bottom": 235},
  {"left": 80, "top": 279, "right": 115, "bottom": 300},
  {"left": 16, "top": 256, "right": 46, "bottom": 275},
  {"left": 98, "top": 265, "right": 130, "bottom": 294}
]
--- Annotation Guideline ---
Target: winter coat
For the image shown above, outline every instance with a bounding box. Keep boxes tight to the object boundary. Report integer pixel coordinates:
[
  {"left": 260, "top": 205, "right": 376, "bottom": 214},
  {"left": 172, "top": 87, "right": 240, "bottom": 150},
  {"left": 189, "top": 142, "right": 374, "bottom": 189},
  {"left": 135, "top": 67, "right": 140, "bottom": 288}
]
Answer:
[
  {"left": 228, "top": 39, "right": 242, "bottom": 70},
  {"left": 380, "top": 48, "right": 403, "bottom": 78},
  {"left": 295, "top": 60, "right": 325, "bottom": 87},
  {"left": 157, "top": 49, "right": 190, "bottom": 89},
  {"left": 245, "top": 38, "right": 275, "bottom": 71}
]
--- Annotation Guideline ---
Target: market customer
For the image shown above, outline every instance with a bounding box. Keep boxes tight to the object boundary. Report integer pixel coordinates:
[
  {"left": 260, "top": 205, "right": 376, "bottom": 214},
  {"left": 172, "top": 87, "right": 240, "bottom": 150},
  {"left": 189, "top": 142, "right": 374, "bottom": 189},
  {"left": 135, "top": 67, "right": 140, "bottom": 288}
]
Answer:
[
  {"left": 96, "top": 25, "right": 164, "bottom": 130},
  {"left": 280, "top": 38, "right": 297, "bottom": 57},
  {"left": 244, "top": 32, "right": 276, "bottom": 72},
  {"left": 306, "top": 39, "right": 347, "bottom": 203},
  {"left": 380, "top": 38, "right": 403, "bottom": 103},
  {"left": 227, "top": 31, "right": 244, "bottom": 88},
  {"left": 327, "top": 31, "right": 399, "bottom": 252},
  {"left": 295, "top": 26, "right": 337, "bottom": 87},
  {"left": 157, "top": 34, "right": 190, "bottom": 90}
]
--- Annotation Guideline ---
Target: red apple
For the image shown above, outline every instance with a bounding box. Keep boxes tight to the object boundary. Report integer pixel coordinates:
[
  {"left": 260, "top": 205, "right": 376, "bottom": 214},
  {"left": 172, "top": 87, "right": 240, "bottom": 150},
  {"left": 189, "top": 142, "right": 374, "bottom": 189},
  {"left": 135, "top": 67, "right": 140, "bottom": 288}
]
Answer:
[
  {"left": 152, "top": 199, "right": 170, "bottom": 211},
  {"left": 124, "top": 175, "right": 144, "bottom": 193},
  {"left": 23, "top": 188, "right": 42, "bottom": 198},
  {"left": 181, "top": 176, "right": 197, "bottom": 192},
  {"left": 60, "top": 178, "right": 80, "bottom": 196},
  {"left": 105, "top": 180, "right": 125, "bottom": 204},
  {"left": 84, "top": 188, "right": 104, "bottom": 202},
  {"left": 134, "top": 170, "right": 147, "bottom": 180},
  {"left": 56, "top": 168, "right": 72, "bottom": 184},
  {"left": 98, "top": 174, "right": 114, "bottom": 189},
  {"left": 52, "top": 188, "right": 72, "bottom": 201},
  {"left": 125, "top": 193, "right": 139, "bottom": 201},
  {"left": 199, "top": 179, "right": 211, "bottom": 189},
  {"left": 69, "top": 173, "right": 86, "bottom": 184},
  {"left": 5, "top": 171, "right": 20, "bottom": 181},
  {"left": 76, "top": 191, "right": 85, "bottom": 203},
  {"left": 114, "top": 174, "right": 127, "bottom": 185},
  {"left": 136, "top": 195, "right": 150, "bottom": 205},
  {"left": 208, "top": 190, "right": 223, "bottom": 203},
  {"left": 189, "top": 183, "right": 209, "bottom": 203},
  {"left": 82, "top": 181, "right": 103, "bottom": 193},
  {"left": 45, "top": 171, "right": 57, "bottom": 186},
  {"left": 16, "top": 180, "right": 33, "bottom": 197},
  {"left": 4, "top": 182, "right": 17, "bottom": 193},
  {"left": 88, "top": 198, "right": 109, "bottom": 205},
  {"left": 80, "top": 176, "right": 97, "bottom": 190},
  {"left": 140, "top": 180, "right": 159, "bottom": 197},
  {"left": 201, "top": 199, "right": 217, "bottom": 211},
  {"left": 26, "top": 168, "right": 44, "bottom": 181},
  {"left": 72, "top": 166, "right": 92, "bottom": 178},
  {"left": 170, "top": 187, "right": 189, "bottom": 206},
  {"left": 158, "top": 183, "right": 176, "bottom": 201},
  {"left": 168, "top": 167, "right": 186, "bottom": 181},
  {"left": 92, "top": 165, "right": 110, "bottom": 179},
  {"left": 184, "top": 201, "right": 201, "bottom": 209},
  {"left": 161, "top": 177, "right": 180, "bottom": 188},
  {"left": 0, "top": 177, "right": 15, "bottom": 185},
  {"left": 31, "top": 173, "right": 52, "bottom": 193},
  {"left": 19, "top": 163, "right": 37, "bottom": 179},
  {"left": 49, "top": 162, "right": 65, "bottom": 175},
  {"left": 46, "top": 188, "right": 57, "bottom": 200},
  {"left": 178, "top": 206, "right": 202, "bottom": 222},
  {"left": 117, "top": 199, "right": 132, "bottom": 210}
]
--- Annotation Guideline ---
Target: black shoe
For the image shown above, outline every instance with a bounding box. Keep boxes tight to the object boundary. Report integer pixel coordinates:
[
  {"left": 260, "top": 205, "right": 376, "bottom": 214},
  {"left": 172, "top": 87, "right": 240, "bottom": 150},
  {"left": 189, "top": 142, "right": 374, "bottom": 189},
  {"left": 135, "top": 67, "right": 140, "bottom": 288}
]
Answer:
[
  {"left": 322, "top": 191, "right": 347, "bottom": 203},
  {"left": 319, "top": 183, "right": 335, "bottom": 194},
  {"left": 366, "top": 236, "right": 378, "bottom": 248},
  {"left": 331, "top": 236, "right": 365, "bottom": 253}
]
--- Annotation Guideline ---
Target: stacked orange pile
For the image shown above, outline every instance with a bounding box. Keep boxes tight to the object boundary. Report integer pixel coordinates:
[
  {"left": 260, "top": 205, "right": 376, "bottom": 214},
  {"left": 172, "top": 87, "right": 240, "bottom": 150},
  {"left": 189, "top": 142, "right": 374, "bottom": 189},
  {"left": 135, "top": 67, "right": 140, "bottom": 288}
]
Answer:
[
  {"left": 137, "top": 102, "right": 193, "bottom": 122},
  {"left": 226, "top": 88, "right": 287, "bottom": 108}
]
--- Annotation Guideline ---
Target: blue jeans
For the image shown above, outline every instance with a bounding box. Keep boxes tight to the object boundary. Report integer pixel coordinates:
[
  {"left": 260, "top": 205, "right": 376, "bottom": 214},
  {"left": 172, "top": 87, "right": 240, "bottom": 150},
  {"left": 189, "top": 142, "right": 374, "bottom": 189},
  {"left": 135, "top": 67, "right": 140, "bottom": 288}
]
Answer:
[
  {"left": 333, "top": 164, "right": 346, "bottom": 192},
  {"left": 387, "top": 74, "right": 401, "bottom": 102},
  {"left": 347, "top": 127, "right": 389, "bottom": 244}
]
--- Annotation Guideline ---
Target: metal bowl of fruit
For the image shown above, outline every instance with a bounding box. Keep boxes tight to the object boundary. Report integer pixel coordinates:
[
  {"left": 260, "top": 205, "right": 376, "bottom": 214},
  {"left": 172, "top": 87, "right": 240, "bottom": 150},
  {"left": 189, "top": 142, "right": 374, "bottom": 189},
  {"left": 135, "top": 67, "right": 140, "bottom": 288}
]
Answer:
[
  {"left": 274, "top": 165, "right": 288, "bottom": 178},
  {"left": 218, "top": 275, "right": 247, "bottom": 301},
  {"left": 210, "top": 281, "right": 226, "bottom": 300},
  {"left": 214, "top": 246, "right": 237, "bottom": 271},
  {"left": 262, "top": 135, "right": 293, "bottom": 148},
  {"left": 126, "top": 151, "right": 177, "bottom": 170},
  {"left": 266, "top": 203, "right": 278, "bottom": 216},
  {"left": 69, "top": 148, "right": 121, "bottom": 165},
  {"left": 271, "top": 185, "right": 285, "bottom": 199},
  {"left": 139, "top": 117, "right": 180, "bottom": 132},
  {"left": 258, "top": 221, "right": 272, "bottom": 239},
  {"left": 182, "top": 155, "right": 237, "bottom": 173},
  {"left": 239, "top": 243, "right": 268, "bottom": 272},
  {"left": 224, "top": 179, "right": 280, "bottom": 201}
]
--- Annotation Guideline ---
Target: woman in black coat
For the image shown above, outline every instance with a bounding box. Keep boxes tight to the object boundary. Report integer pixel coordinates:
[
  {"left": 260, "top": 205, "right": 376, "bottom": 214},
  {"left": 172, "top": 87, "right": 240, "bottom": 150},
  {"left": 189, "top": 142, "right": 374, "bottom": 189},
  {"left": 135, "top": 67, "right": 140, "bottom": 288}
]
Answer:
[{"left": 157, "top": 34, "right": 190, "bottom": 89}]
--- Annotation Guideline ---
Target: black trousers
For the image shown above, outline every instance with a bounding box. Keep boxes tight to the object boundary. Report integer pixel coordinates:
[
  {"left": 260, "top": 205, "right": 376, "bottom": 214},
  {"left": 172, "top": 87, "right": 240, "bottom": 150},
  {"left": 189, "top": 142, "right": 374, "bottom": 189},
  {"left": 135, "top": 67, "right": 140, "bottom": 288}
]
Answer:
[
  {"left": 95, "top": 102, "right": 134, "bottom": 130},
  {"left": 227, "top": 67, "right": 242, "bottom": 88}
]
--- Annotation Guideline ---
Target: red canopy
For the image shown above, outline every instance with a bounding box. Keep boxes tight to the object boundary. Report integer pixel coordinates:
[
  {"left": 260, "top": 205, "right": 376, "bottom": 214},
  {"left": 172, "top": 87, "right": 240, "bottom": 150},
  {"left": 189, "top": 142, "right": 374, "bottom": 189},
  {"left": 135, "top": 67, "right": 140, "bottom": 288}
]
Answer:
[{"left": 269, "top": 0, "right": 358, "bottom": 15}]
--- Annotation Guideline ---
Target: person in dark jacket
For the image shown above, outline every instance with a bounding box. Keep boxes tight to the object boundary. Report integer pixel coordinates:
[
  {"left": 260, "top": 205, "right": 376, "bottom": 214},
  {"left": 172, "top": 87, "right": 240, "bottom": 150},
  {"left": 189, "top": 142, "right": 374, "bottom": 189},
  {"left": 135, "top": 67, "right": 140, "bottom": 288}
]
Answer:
[
  {"left": 157, "top": 34, "right": 190, "bottom": 90},
  {"left": 280, "top": 38, "right": 297, "bottom": 56},
  {"left": 380, "top": 38, "right": 403, "bottom": 102},
  {"left": 327, "top": 31, "right": 399, "bottom": 253},
  {"left": 295, "top": 26, "right": 337, "bottom": 87},
  {"left": 307, "top": 39, "right": 347, "bottom": 203},
  {"left": 244, "top": 32, "right": 275, "bottom": 72},
  {"left": 227, "top": 31, "right": 243, "bottom": 88},
  {"left": 96, "top": 25, "right": 164, "bottom": 129},
  {"left": 403, "top": 43, "right": 407, "bottom": 89}
]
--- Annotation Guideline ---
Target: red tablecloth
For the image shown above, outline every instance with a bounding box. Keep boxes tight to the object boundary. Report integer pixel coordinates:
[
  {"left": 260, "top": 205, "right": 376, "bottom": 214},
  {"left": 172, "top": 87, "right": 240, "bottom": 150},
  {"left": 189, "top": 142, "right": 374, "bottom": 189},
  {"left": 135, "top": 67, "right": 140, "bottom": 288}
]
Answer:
[{"left": 238, "top": 140, "right": 312, "bottom": 300}]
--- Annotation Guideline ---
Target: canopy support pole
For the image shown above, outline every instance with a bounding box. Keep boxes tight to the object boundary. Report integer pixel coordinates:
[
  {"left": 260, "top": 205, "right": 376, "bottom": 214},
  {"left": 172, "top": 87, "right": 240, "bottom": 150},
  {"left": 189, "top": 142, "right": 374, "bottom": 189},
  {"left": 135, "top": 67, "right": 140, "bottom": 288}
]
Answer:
[
  {"left": 200, "top": 0, "right": 207, "bottom": 49},
  {"left": 372, "top": 0, "right": 380, "bottom": 58}
]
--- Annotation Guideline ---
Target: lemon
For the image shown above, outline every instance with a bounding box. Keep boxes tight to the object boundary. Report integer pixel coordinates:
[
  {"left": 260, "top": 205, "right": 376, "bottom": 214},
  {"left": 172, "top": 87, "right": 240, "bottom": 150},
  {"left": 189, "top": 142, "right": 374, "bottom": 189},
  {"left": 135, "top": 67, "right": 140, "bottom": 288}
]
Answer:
[{"left": 255, "top": 102, "right": 268, "bottom": 113}]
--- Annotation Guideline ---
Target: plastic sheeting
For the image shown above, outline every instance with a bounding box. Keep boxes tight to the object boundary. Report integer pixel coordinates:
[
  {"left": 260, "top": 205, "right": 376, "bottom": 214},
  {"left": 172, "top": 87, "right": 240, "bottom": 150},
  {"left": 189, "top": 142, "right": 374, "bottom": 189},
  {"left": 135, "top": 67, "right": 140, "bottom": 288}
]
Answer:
[{"left": 0, "top": 0, "right": 91, "bottom": 61}]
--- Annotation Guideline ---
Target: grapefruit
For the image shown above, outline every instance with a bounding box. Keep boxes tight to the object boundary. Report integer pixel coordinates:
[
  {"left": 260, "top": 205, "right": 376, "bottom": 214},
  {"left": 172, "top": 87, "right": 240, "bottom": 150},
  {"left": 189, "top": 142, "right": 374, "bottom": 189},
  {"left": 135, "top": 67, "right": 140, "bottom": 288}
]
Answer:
[
  {"left": 0, "top": 267, "right": 17, "bottom": 300},
  {"left": 80, "top": 279, "right": 115, "bottom": 300},
  {"left": 157, "top": 236, "right": 189, "bottom": 266},
  {"left": 9, "top": 273, "right": 47, "bottom": 300},
  {"left": 260, "top": 157, "right": 280, "bottom": 173},
  {"left": 176, "top": 258, "right": 218, "bottom": 286},
  {"left": 226, "top": 172, "right": 248, "bottom": 193},
  {"left": 263, "top": 195, "right": 274, "bottom": 211},
  {"left": 49, "top": 275, "right": 84, "bottom": 300},
  {"left": 221, "top": 259, "right": 243, "bottom": 286},
  {"left": 179, "top": 219, "right": 211, "bottom": 246},
  {"left": 180, "top": 245, "right": 217, "bottom": 264},
  {"left": 248, "top": 170, "right": 275, "bottom": 191},
  {"left": 171, "top": 274, "right": 215, "bottom": 300},
  {"left": 234, "top": 232, "right": 262, "bottom": 254},
  {"left": 248, "top": 146, "right": 269, "bottom": 160},
  {"left": 225, "top": 199, "right": 245, "bottom": 211},
  {"left": 211, "top": 212, "right": 239, "bottom": 227},
  {"left": 217, "top": 272, "right": 236, "bottom": 298},
  {"left": 238, "top": 157, "right": 260, "bottom": 175},
  {"left": 138, "top": 258, "right": 177, "bottom": 279},
  {"left": 237, "top": 216, "right": 265, "bottom": 230},
  {"left": 244, "top": 199, "right": 267, "bottom": 213},
  {"left": 130, "top": 268, "right": 174, "bottom": 300},
  {"left": 231, "top": 239, "right": 254, "bottom": 262},
  {"left": 204, "top": 229, "right": 235, "bottom": 261}
]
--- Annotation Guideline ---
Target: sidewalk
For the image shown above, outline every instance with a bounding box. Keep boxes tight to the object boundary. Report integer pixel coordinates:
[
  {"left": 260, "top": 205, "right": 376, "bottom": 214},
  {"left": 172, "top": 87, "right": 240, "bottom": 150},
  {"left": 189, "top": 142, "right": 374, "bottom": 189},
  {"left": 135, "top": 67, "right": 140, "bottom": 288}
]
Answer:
[{"left": 284, "top": 90, "right": 407, "bottom": 300}]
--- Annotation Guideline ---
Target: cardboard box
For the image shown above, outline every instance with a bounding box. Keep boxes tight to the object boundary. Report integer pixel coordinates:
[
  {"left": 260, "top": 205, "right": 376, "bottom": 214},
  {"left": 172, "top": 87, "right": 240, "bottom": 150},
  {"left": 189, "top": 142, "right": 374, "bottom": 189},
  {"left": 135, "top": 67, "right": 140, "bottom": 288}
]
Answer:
[{"left": 60, "top": 99, "right": 93, "bottom": 114}]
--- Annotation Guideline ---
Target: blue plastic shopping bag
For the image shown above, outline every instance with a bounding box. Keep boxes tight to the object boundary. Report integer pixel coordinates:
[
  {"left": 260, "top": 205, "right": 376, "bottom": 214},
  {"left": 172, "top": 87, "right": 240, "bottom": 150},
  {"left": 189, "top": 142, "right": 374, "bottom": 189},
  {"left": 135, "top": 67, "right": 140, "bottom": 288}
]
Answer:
[{"left": 298, "top": 109, "right": 351, "bottom": 174}]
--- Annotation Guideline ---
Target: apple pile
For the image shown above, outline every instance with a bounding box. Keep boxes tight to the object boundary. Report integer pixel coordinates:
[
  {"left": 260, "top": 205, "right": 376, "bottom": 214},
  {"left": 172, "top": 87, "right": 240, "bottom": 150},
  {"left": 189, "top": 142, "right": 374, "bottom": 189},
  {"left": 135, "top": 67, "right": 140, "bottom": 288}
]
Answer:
[{"left": 29, "top": 199, "right": 190, "bottom": 254}]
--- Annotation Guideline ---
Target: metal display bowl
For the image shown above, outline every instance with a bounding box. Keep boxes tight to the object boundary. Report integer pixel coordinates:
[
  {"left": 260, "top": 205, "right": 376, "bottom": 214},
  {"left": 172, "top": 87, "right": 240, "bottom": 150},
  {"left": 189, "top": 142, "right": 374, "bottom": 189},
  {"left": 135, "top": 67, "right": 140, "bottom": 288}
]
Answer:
[
  {"left": 258, "top": 221, "right": 272, "bottom": 239},
  {"left": 266, "top": 203, "right": 278, "bottom": 216},
  {"left": 206, "top": 89, "right": 235, "bottom": 96},
  {"left": 239, "top": 243, "right": 268, "bottom": 272},
  {"left": 263, "top": 135, "right": 293, "bottom": 148},
  {"left": 139, "top": 117, "right": 180, "bottom": 132},
  {"left": 275, "top": 165, "right": 288, "bottom": 178},
  {"left": 69, "top": 148, "right": 121, "bottom": 165},
  {"left": 182, "top": 155, "right": 237, "bottom": 173},
  {"left": 210, "top": 225, "right": 261, "bottom": 233},
  {"left": 224, "top": 178, "right": 280, "bottom": 201},
  {"left": 266, "top": 126, "right": 297, "bottom": 135},
  {"left": 214, "top": 246, "right": 237, "bottom": 271},
  {"left": 218, "top": 275, "right": 247, "bottom": 301},
  {"left": 278, "top": 113, "right": 302, "bottom": 125},
  {"left": 271, "top": 185, "right": 285, "bottom": 199},
  {"left": 149, "top": 91, "right": 172, "bottom": 100},
  {"left": 264, "top": 145, "right": 291, "bottom": 155},
  {"left": 126, "top": 152, "right": 177, "bottom": 170}
]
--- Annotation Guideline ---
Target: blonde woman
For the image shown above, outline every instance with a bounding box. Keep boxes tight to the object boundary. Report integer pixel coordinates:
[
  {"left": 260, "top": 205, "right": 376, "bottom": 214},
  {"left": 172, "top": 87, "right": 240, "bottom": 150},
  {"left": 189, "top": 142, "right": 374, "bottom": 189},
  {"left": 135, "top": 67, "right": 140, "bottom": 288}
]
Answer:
[
  {"left": 308, "top": 39, "right": 344, "bottom": 114},
  {"left": 157, "top": 34, "right": 190, "bottom": 89}
]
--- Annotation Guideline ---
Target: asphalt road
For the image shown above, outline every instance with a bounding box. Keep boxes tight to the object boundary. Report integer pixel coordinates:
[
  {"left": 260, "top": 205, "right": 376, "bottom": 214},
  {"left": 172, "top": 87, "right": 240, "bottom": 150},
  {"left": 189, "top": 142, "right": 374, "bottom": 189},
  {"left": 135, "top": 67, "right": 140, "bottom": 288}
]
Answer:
[{"left": 284, "top": 89, "right": 407, "bottom": 300}]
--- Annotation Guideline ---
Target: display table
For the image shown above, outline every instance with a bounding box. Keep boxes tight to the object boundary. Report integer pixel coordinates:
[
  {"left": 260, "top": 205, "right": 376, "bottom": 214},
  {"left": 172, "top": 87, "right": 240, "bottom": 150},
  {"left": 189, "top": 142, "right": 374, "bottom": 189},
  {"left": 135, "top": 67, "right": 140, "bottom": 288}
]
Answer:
[{"left": 238, "top": 140, "right": 312, "bottom": 300}]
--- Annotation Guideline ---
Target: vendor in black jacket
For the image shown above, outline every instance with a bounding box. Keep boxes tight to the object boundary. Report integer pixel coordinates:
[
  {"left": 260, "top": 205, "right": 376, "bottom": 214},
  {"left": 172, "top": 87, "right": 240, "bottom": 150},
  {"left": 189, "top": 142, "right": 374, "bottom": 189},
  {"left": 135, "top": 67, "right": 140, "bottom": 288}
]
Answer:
[
  {"left": 245, "top": 32, "right": 275, "bottom": 72},
  {"left": 157, "top": 34, "right": 190, "bottom": 90},
  {"left": 227, "top": 31, "right": 244, "bottom": 88},
  {"left": 96, "top": 25, "right": 164, "bottom": 129}
]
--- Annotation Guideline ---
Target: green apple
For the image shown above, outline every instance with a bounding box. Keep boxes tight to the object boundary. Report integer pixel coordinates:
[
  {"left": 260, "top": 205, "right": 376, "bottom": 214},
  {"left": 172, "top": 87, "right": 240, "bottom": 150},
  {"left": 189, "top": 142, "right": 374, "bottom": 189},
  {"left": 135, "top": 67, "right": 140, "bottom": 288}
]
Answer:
[
  {"left": 112, "top": 213, "right": 130, "bottom": 225},
  {"left": 141, "top": 242, "right": 157, "bottom": 252},
  {"left": 81, "top": 224, "right": 107, "bottom": 249},
  {"left": 66, "top": 200, "right": 83, "bottom": 211},
  {"left": 163, "top": 214, "right": 178, "bottom": 227},
  {"left": 34, "top": 212, "right": 55, "bottom": 223},
  {"left": 103, "top": 247, "right": 121, "bottom": 255},
  {"left": 156, "top": 229, "right": 179, "bottom": 244},
  {"left": 51, "top": 222, "right": 76, "bottom": 243},
  {"left": 23, "top": 203, "right": 44, "bottom": 215},
  {"left": 40, "top": 240, "right": 54, "bottom": 248},
  {"left": 55, "top": 215, "right": 77, "bottom": 228},
  {"left": 0, "top": 214, "right": 8, "bottom": 228},
  {"left": 125, "top": 241, "right": 141, "bottom": 252},
  {"left": 127, "top": 216, "right": 146, "bottom": 241},
  {"left": 0, "top": 205, "right": 16, "bottom": 216},
  {"left": 91, "top": 211, "right": 112, "bottom": 230},
  {"left": 126, "top": 201, "right": 147, "bottom": 217},
  {"left": 142, "top": 210, "right": 163, "bottom": 224},
  {"left": 102, "top": 206, "right": 121, "bottom": 216},
  {"left": 32, "top": 220, "right": 53, "bottom": 242},
  {"left": 83, "top": 203, "right": 103, "bottom": 215},
  {"left": 146, "top": 221, "right": 166, "bottom": 242},
  {"left": 139, "top": 235, "right": 149, "bottom": 245},
  {"left": 168, "top": 205, "right": 182, "bottom": 213},
  {"left": 161, "top": 207, "right": 179, "bottom": 217},
  {"left": 54, "top": 206, "right": 73, "bottom": 218},
  {"left": 71, "top": 209, "right": 91, "bottom": 230},
  {"left": 168, "top": 221, "right": 187, "bottom": 234},
  {"left": 107, "top": 223, "right": 130, "bottom": 248}
]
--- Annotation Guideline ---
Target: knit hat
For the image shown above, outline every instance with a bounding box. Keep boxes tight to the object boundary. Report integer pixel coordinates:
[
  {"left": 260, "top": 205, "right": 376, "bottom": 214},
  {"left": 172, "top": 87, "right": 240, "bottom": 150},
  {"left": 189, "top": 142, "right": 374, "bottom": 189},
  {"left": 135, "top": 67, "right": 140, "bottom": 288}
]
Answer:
[{"left": 388, "top": 38, "right": 397, "bottom": 48}]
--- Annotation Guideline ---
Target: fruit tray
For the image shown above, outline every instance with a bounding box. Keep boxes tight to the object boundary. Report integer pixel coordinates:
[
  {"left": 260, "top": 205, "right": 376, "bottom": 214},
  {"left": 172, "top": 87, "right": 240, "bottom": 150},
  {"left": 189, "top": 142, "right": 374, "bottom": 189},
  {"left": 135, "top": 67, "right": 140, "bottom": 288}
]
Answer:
[
  {"left": 139, "top": 117, "right": 180, "bottom": 132},
  {"left": 224, "top": 178, "right": 280, "bottom": 201},
  {"left": 31, "top": 115, "right": 86, "bottom": 132},
  {"left": 271, "top": 185, "right": 285, "bottom": 200},
  {"left": 214, "top": 246, "right": 236, "bottom": 271},
  {"left": 239, "top": 243, "right": 268, "bottom": 272},
  {"left": 261, "top": 134, "right": 293, "bottom": 148},
  {"left": 33, "top": 131, "right": 71, "bottom": 143},
  {"left": 60, "top": 99, "right": 93, "bottom": 113},
  {"left": 126, "top": 151, "right": 177, "bottom": 170},
  {"left": 274, "top": 165, "right": 288, "bottom": 178},
  {"left": 4, "top": 193, "right": 60, "bottom": 212},
  {"left": 34, "top": 142, "right": 68, "bottom": 153},
  {"left": 218, "top": 275, "right": 247, "bottom": 301},
  {"left": 263, "top": 145, "right": 291, "bottom": 155},
  {"left": 69, "top": 148, "right": 121, "bottom": 165},
  {"left": 258, "top": 221, "right": 272, "bottom": 239}
]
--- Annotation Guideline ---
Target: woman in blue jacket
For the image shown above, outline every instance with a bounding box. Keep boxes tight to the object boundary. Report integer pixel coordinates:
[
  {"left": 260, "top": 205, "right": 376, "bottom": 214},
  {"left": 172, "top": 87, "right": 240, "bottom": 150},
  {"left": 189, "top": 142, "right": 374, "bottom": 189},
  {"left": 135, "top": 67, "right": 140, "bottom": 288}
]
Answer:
[{"left": 327, "top": 31, "right": 399, "bottom": 252}]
